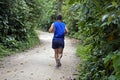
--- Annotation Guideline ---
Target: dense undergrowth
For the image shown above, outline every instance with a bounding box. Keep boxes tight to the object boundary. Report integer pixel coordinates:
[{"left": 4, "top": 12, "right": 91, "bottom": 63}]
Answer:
[
  {"left": 63, "top": 0, "right": 120, "bottom": 80},
  {"left": 0, "top": 0, "right": 41, "bottom": 58}
]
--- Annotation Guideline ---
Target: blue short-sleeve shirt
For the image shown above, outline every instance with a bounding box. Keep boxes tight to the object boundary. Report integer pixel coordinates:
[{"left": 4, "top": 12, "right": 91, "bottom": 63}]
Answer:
[{"left": 53, "top": 21, "right": 66, "bottom": 39}]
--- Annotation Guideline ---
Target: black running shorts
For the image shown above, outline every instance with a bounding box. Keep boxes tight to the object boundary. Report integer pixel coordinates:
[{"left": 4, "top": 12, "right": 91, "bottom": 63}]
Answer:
[{"left": 52, "top": 38, "right": 64, "bottom": 49}]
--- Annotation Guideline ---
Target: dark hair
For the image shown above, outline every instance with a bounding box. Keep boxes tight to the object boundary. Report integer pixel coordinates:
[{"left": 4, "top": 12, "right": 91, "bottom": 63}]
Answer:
[{"left": 57, "top": 15, "right": 62, "bottom": 20}]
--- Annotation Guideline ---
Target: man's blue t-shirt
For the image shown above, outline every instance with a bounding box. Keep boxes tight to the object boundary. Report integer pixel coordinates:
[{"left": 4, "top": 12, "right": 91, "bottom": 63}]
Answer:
[{"left": 53, "top": 21, "right": 66, "bottom": 39}]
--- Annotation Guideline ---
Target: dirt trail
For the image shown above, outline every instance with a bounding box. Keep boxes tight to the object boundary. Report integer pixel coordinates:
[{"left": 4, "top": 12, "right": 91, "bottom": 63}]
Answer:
[{"left": 0, "top": 31, "right": 79, "bottom": 80}]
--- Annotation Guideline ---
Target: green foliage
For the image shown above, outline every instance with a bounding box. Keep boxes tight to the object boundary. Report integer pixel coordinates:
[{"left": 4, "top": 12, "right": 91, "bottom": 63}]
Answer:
[
  {"left": 76, "top": 44, "right": 91, "bottom": 60},
  {"left": 38, "top": 0, "right": 58, "bottom": 31},
  {"left": 62, "top": 1, "right": 82, "bottom": 39},
  {"left": 0, "top": 0, "right": 41, "bottom": 57},
  {"left": 63, "top": 0, "right": 120, "bottom": 80},
  {"left": 112, "top": 51, "right": 120, "bottom": 79}
]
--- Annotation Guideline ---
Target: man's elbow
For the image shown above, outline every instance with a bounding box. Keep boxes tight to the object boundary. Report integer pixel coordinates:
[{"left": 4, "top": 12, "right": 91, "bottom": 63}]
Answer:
[
  {"left": 65, "top": 31, "right": 68, "bottom": 34},
  {"left": 48, "top": 30, "right": 51, "bottom": 33},
  {"left": 65, "top": 29, "right": 69, "bottom": 34},
  {"left": 67, "top": 30, "right": 69, "bottom": 33},
  {"left": 48, "top": 29, "right": 52, "bottom": 33}
]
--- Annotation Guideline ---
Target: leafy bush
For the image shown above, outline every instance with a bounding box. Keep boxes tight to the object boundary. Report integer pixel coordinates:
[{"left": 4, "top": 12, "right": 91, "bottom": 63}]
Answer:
[
  {"left": 0, "top": 0, "right": 41, "bottom": 57},
  {"left": 64, "top": 0, "right": 120, "bottom": 80}
]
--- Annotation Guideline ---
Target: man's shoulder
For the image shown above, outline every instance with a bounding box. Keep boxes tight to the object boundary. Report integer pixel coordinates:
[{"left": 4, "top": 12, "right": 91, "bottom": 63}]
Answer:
[
  {"left": 54, "top": 21, "right": 66, "bottom": 26},
  {"left": 54, "top": 21, "right": 58, "bottom": 23}
]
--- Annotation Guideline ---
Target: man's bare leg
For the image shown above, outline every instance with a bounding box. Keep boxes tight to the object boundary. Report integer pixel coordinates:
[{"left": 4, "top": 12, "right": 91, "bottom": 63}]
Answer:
[
  {"left": 57, "top": 48, "right": 63, "bottom": 67},
  {"left": 54, "top": 49, "right": 58, "bottom": 64},
  {"left": 58, "top": 48, "right": 63, "bottom": 59},
  {"left": 54, "top": 48, "right": 63, "bottom": 67}
]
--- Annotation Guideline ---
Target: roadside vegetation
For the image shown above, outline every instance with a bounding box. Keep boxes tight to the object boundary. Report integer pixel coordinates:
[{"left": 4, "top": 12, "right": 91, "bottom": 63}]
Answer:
[
  {"left": 63, "top": 0, "right": 120, "bottom": 80},
  {"left": 0, "top": 0, "right": 41, "bottom": 57}
]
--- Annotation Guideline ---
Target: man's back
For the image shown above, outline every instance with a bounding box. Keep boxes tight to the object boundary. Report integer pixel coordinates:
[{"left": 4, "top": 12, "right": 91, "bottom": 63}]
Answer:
[{"left": 53, "top": 21, "right": 66, "bottom": 39}]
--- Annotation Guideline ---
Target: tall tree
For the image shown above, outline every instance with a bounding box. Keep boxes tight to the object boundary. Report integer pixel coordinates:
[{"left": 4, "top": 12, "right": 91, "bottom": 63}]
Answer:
[{"left": 58, "top": 0, "right": 62, "bottom": 14}]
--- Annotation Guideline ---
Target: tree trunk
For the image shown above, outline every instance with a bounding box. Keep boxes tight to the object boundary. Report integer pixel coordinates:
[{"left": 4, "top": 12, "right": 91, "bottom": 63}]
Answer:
[{"left": 58, "top": 0, "right": 62, "bottom": 14}]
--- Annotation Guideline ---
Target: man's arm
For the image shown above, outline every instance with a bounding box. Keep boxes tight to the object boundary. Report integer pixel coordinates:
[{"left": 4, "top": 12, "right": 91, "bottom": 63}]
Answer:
[
  {"left": 65, "top": 26, "right": 69, "bottom": 34},
  {"left": 49, "top": 23, "right": 54, "bottom": 33}
]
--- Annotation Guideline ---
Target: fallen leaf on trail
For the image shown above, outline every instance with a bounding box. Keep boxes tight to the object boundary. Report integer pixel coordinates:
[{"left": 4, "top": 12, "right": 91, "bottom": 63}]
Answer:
[
  {"left": 60, "top": 77, "right": 62, "bottom": 79},
  {"left": 20, "top": 63, "right": 23, "bottom": 65},
  {"left": 0, "top": 63, "right": 3, "bottom": 65},
  {"left": 7, "top": 71, "right": 11, "bottom": 73},
  {"left": 31, "top": 73, "right": 33, "bottom": 75},
  {"left": 36, "top": 51, "right": 39, "bottom": 53},
  {"left": 20, "top": 71, "right": 24, "bottom": 73},
  {"left": 0, "top": 66, "right": 5, "bottom": 68}
]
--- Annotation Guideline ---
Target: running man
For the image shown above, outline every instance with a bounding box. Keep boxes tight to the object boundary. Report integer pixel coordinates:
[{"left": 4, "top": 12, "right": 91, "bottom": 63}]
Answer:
[{"left": 49, "top": 15, "right": 69, "bottom": 68}]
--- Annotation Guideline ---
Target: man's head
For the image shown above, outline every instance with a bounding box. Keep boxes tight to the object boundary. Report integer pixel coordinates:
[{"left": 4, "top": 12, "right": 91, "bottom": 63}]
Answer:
[{"left": 57, "top": 15, "right": 62, "bottom": 21}]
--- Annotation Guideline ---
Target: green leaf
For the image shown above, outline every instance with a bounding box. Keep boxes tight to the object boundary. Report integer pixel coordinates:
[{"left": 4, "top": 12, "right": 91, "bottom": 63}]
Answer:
[
  {"left": 105, "top": 4, "right": 114, "bottom": 10},
  {"left": 108, "top": 16, "right": 112, "bottom": 23},
  {"left": 112, "top": 52, "right": 120, "bottom": 79},
  {"left": 68, "top": 0, "right": 75, "bottom": 4},
  {"left": 102, "top": 14, "right": 109, "bottom": 22},
  {"left": 112, "top": 1, "right": 118, "bottom": 7},
  {"left": 100, "top": 22, "right": 108, "bottom": 27},
  {"left": 104, "top": 53, "right": 112, "bottom": 68},
  {"left": 108, "top": 75, "right": 116, "bottom": 80}
]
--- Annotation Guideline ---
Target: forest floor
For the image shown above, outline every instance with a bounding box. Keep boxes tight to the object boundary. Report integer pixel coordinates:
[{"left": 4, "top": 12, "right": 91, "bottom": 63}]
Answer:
[{"left": 0, "top": 31, "right": 80, "bottom": 80}]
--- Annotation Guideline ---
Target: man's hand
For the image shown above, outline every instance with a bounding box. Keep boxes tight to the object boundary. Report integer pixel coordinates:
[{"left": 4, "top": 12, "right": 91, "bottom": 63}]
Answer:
[{"left": 49, "top": 23, "right": 54, "bottom": 33}]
